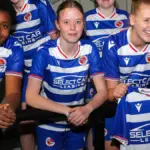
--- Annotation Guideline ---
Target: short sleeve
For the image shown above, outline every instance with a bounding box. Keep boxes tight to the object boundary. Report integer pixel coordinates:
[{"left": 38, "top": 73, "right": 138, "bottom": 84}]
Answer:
[
  {"left": 89, "top": 43, "right": 104, "bottom": 76},
  {"left": 103, "top": 38, "right": 120, "bottom": 81},
  {"left": 6, "top": 41, "right": 24, "bottom": 77},
  {"left": 29, "top": 48, "right": 48, "bottom": 80}
]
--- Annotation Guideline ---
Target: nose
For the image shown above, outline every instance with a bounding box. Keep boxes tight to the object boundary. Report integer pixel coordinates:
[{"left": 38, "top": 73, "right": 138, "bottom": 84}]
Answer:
[{"left": 70, "top": 22, "right": 75, "bottom": 31}]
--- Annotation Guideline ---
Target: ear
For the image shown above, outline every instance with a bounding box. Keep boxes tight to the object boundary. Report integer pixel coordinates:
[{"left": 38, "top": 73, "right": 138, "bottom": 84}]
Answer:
[
  {"left": 55, "top": 20, "right": 60, "bottom": 30},
  {"left": 129, "top": 14, "right": 136, "bottom": 26}
]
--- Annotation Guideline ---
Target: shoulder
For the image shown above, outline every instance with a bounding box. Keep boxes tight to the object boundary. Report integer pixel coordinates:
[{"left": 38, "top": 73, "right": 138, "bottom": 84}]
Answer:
[
  {"left": 85, "top": 8, "right": 96, "bottom": 18},
  {"left": 80, "top": 39, "right": 96, "bottom": 48},
  {"left": 116, "top": 8, "right": 129, "bottom": 17},
  {"left": 80, "top": 39, "right": 99, "bottom": 55},
  {"left": 3, "top": 36, "right": 23, "bottom": 52},
  {"left": 37, "top": 39, "right": 57, "bottom": 54},
  {"left": 105, "top": 29, "right": 128, "bottom": 51}
]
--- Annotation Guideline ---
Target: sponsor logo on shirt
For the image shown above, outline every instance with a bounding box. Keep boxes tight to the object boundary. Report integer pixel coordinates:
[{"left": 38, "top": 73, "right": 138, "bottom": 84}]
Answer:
[
  {"left": 53, "top": 75, "right": 87, "bottom": 89},
  {"left": 130, "top": 124, "right": 150, "bottom": 143},
  {"left": 114, "top": 20, "right": 123, "bottom": 28},
  {"left": 46, "top": 137, "right": 55, "bottom": 147},
  {"left": 15, "top": 30, "right": 42, "bottom": 45},
  {"left": 24, "top": 12, "right": 32, "bottom": 21},
  {"left": 120, "top": 77, "right": 150, "bottom": 87}
]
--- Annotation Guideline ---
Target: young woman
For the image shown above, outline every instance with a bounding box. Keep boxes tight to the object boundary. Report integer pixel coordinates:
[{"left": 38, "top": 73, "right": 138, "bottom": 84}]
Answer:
[
  {"left": 85, "top": 0, "right": 130, "bottom": 150},
  {"left": 26, "top": 1, "right": 107, "bottom": 149},
  {"left": 10, "top": 0, "right": 57, "bottom": 149},
  {"left": 103, "top": 0, "right": 150, "bottom": 149},
  {"left": 85, "top": 0, "right": 129, "bottom": 57},
  {"left": 0, "top": 0, "right": 24, "bottom": 128}
]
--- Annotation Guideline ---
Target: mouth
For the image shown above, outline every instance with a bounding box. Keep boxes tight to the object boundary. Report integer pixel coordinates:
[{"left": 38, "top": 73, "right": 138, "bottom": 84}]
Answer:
[{"left": 68, "top": 33, "right": 77, "bottom": 36}]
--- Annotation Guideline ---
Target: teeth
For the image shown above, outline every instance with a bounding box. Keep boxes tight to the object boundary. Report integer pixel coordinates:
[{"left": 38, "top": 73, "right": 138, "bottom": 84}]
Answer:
[{"left": 145, "top": 31, "right": 150, "bottom": 34}]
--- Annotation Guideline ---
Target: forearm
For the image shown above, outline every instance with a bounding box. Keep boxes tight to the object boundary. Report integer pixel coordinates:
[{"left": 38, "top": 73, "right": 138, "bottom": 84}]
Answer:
[
  {"left": 86, "top": 89, "right": 108, "bottom": 113},
  {"left": 26, "top": 93, "right": 71, "bottom": 116},
  {"left": 5, "top": 93, "right": 21, "bottom": 111},
  {"left": 108, "top": 88, "right": 116, "bottom": 101}
]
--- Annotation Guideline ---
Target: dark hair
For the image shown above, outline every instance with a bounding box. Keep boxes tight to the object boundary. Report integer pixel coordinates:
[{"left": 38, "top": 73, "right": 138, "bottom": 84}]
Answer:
[
  {"left": 0, "top": 0, "right": 16, "bottom": 25},
  {"left": 131, "top": 0, "right": 150, "bottom": 14},
  {"left": 56, "top": 0, "right": 84, "bottom": 20}
]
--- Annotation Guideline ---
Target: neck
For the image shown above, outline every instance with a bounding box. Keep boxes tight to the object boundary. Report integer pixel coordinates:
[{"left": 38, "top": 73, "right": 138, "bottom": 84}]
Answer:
[
  {"left": 59, "top": 38, "right": 78, "bottom": 58},
  {"left": 13, "top": 0, "right": 25, "bottom": 12},
  {"left": 98, "top": 6, "right": 115, "bottom": 17},
  {"left": 130, "top": 28, "right": 146, "bottom": 51}
]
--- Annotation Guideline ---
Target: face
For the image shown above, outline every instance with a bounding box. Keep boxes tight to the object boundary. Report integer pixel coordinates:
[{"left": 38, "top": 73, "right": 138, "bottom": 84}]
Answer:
[
  {"left": 130, "top": 3, "right": 150, "bottom": 44},
  {"left": 96, "top": 0, "right": 115, "bottom": 8},
  {"left": 56, "top": 7, "right": 84, "bottom": 44},
  {"left": 0, "top": 11, "right": 11, "bottom": 46}
]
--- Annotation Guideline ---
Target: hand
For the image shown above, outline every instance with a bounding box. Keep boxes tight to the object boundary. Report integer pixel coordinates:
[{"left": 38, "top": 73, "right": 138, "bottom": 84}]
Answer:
[
  {"left": 67, "top": 105, "right": 92, "bottom": 126},
  {"left": 113, "top": 83, "right": 128, "bottom": 99},
  {"left": 0, "top": 104, "right": 16, "bottom": 128}
]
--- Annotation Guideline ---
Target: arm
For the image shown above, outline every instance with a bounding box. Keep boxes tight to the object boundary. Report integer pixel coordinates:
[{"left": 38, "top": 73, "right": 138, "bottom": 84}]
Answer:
[
  {"left": 0, "top": 75, "right": 22, "bottom": 128},
  {"left": 26, "top": 77, "right": 71, "bottom": 116},
  {"left": 26, "top": 48, "right": 71, "bottom": 116},
  {"left": 5, "top": 75, "right": 22, "bottom": 111},
  {"left": 68, "top": 43, "right": 107, "bottom": 126},
  {"left": 106, "top": 79, "right": 128, "bottom": 101},
  {"left": 68, "top": 75, "right": 107, "bottom": 126}
]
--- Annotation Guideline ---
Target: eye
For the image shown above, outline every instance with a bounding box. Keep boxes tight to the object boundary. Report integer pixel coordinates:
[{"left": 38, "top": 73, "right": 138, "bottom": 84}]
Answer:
[
  {"left": 144, "top": 19, "right": 150, "bottom": 23},
  {"left": 2, "top": 24, "right": 9, "bottom": 29},
  {"left": 76, "top": 20, "right": 81, "bottom": 24},
  {"left": 64, "top": 20, "right": 69, "bottom": 24}
]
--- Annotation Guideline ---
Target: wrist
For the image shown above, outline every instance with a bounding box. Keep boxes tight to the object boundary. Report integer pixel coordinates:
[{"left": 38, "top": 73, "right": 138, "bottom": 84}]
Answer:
[
  {"left": 85, "top": 104, "right": 94, "bottom": 114},
  {"left": 64, "top": 107, "right": 71, "bottom": 117}
]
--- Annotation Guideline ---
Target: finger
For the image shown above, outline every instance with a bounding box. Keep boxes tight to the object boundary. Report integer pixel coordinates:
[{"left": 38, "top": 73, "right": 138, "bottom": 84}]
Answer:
[
  {"left": 0, "top": 112, "right": 15, "bottom": 124},
  {"left": 0, "top": 120, "right": 13, "bottom": 128}
]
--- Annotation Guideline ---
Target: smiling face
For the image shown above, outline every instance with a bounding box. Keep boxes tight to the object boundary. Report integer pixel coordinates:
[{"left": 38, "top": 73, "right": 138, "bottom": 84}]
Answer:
[
  {"left": 96, "top": 0, "right": 115, "bottom": 8},
  {"left": 56, "top": 7, "right": 84, "bottom": 44},
  {"left": 130, "top": 3, "right": 150, "bottom": 44},
  {"left": 0, "top": 11, "right": 11, "bottom": 46}
]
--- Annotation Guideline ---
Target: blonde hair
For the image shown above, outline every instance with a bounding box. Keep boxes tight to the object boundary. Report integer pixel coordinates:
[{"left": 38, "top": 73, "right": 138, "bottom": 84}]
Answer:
[{"left": 131, "top": 0, "right": 150, "bottom": 14}]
